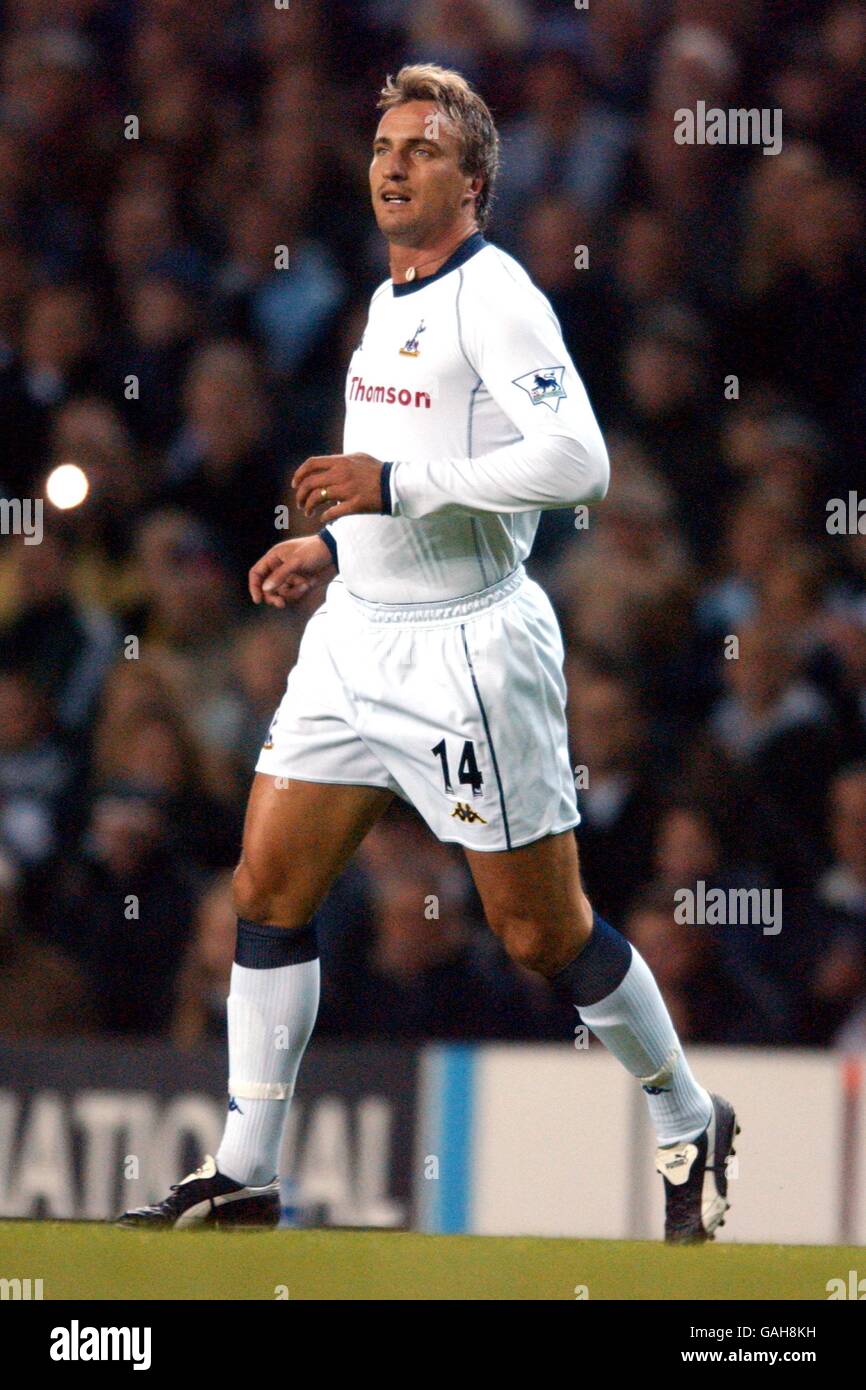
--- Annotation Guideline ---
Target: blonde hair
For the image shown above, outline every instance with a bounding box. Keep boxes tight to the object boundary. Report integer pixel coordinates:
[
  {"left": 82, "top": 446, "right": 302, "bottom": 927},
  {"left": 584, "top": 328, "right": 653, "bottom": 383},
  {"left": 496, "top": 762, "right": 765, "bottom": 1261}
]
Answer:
[{"left": 377, "top": 64, "right": 500, "bottom": 229}]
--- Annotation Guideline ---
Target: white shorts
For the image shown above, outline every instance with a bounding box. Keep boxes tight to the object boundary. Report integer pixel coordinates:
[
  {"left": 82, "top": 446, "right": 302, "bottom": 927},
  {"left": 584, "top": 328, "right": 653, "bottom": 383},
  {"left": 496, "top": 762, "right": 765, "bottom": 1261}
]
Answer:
[{"left": 255, "top": 567, "right": 580, "bottom": 852}]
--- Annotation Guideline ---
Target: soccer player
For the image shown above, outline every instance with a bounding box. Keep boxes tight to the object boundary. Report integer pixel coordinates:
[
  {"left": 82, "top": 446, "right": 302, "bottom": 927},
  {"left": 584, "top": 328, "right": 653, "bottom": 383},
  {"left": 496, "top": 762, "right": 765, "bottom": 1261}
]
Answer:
[{"left": 120, "top": 66, "right": 737, "bottom": 1242}]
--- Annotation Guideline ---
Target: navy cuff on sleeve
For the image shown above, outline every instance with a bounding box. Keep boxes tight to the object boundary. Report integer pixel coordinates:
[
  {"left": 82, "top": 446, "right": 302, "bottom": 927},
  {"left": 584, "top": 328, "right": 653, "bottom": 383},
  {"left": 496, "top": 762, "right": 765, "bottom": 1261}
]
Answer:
[
  {"left": 318, "top": 527, "right": 339, "bottom": 571},
  {"left": 380, "top": 462, "right": 393, "bottom": 516}
]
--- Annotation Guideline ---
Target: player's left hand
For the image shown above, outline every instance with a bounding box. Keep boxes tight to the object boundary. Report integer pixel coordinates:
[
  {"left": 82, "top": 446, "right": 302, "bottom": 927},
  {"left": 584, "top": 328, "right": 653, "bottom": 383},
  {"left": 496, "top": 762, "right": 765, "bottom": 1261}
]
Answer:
[{"left": 292, "top": 452, "right": 386, "bottom": 523}]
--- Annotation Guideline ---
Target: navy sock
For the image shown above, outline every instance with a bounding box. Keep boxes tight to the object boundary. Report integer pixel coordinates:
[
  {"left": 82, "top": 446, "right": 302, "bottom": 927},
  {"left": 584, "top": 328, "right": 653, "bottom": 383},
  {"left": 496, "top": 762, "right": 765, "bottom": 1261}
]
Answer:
[
  {"left": 554, "top": 912, "right": 713, "bottom": 1145},
  {"left": 552, "top": 912, "right": 632, "bottom": 1006},
  {"left": 235, "top": 917, "right": 319, "bottom": 969}
]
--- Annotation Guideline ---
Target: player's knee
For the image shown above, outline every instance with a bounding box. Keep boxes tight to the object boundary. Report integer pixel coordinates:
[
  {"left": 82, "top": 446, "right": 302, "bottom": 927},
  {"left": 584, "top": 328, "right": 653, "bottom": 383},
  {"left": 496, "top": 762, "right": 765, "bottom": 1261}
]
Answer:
[
  {"left": 495, "top": 912, "right": 574, "bottom": 976},
  {"left": 232, "top": 858, "right": 295, "bottom": 926},
  {"left": 232, "top": 859, "right": 262, "bottom": 920}
]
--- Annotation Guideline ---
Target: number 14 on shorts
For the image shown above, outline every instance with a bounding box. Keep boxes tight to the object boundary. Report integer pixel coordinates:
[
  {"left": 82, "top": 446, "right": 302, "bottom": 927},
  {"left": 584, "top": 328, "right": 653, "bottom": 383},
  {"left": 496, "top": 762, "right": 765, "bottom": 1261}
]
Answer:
[{"left": 431, "top": 737, "right": 483, "bottom": 797}]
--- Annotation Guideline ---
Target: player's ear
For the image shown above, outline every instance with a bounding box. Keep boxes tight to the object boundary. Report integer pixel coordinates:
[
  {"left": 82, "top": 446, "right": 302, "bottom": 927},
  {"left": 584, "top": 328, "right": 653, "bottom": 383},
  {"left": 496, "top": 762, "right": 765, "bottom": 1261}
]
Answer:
[{"left": 463, "top": 174, "right": 484, "bottom": 210}]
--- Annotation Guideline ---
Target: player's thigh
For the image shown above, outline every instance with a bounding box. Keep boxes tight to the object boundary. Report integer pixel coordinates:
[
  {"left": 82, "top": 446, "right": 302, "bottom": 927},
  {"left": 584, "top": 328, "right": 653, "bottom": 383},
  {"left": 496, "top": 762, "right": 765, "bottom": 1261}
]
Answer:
[
  {"left": 235, "top": 773, "right": 393, "bottom": 925},
  {"left": 464, "top": 828, "right": 592, "bottom": 950}
]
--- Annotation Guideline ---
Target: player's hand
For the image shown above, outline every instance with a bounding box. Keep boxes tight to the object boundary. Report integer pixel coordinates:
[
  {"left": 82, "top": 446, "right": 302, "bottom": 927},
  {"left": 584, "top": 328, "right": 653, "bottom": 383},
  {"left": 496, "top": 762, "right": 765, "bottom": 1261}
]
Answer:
[
  {"left": 292, "top": 452, "right": 385, "bottom": 522},
  {"left": 249, "top": 535, "right": 335, "bottom": 609}
]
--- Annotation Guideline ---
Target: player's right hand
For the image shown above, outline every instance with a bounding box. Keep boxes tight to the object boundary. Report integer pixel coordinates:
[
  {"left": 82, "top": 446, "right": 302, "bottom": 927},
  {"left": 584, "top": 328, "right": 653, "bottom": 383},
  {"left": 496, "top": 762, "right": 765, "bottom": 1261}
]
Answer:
[{"left": 248, "top": 535, "right": 335, "bottom": 609}]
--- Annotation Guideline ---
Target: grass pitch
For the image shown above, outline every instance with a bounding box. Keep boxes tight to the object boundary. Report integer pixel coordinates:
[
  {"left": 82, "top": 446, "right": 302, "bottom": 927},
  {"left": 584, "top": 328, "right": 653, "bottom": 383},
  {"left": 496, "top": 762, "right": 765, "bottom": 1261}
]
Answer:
[{"left": 0, "top": 1222, "right": 856, "bottom": 1300}]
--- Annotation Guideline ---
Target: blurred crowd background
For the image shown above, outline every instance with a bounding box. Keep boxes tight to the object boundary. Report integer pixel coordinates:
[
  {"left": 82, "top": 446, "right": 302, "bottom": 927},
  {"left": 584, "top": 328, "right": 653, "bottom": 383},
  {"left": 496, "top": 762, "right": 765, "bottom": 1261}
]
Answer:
[{"left": 1, "top": 0, "right": 865, "bottom": 1050}]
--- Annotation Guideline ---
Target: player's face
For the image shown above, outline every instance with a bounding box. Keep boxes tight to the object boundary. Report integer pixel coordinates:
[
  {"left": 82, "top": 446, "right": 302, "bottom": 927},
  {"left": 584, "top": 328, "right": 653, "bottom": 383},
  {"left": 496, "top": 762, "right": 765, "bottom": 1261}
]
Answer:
[{"left": 370, "top": 100, "right": 478, "bottom": 246}]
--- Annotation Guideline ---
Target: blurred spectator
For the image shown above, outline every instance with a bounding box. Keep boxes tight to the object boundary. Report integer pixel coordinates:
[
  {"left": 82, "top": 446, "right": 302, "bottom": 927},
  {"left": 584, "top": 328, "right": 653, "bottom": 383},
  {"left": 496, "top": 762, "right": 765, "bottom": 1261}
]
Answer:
[
  {"left": 172, "top": 868, "right": 236, "bottom": 1046},
  {"left": 0, "top": 237, "right": 38, "bottom": 495},
  {"left": 717, "top": 400, "right": 830, "bottom": 544},
  {"left": 113, "top": 271, "right": 202, "bottom": 449},
  {"left": 90, "top": 654, "right": 242, "bottom": 868},
  {"left": 822, "top": 543, "right": 866, "bottom": 733},
  {"left": 3, "top": 283, "right": 105, "bottom": 488},
  {"left": 698, "top": 486, "right": 792, "bottom": 633},
  {"left": 43, "top": 397, "right": 148, "bottom": 607},
  {"left": 160, "top": 342, "right": 283, "bottom": 582},
  {"left": 566, "top": 661, "right": 660, "bottom": 924},
  {"left": 611, "top": 202, "right": 685, "bottom": 313},
  {"left": 0, "top": 666, "right": 73, "bottom": 870},
  {"left": 320, "top": 804, "right": 552, "bottom": 1039},
  {"left": 807, "top": 765, "right": 866, "bottom": 1041},
  {"left": 756, "top": 548, "right": 866, "bottom": 750},
  {"left": 737, "top": 158, "right": 865, "bottom": 428},
  {"left": 213, "top": 188, "right": 345, "bottom": 376},
  {"left": 408, "top": 0, "right": 528, "bottom": 65},
  {"left": 202, "top": 611, "right": 303, "bottom": 769},
  {"left": 0, "top": 530, "right": 118, "bottom": 733},
  {"left": 822, "top": 2, "right": 866, "bottom": 189},
  {"left": 579, "top": 0, "right": 654, "bottom": 114},
  {"left": 45, "top": 782, "right": 198, "bottom": 1036},
  {"left": 122, "top": 509, "right": 247, "bottom": 750},
  {"left": 0, "top": 848, "right": 94, "bottom": 1038},
  {"left": 613, "top": 304, "right": 732, "bottom": 560},
  {"left": 616, "top": 24, "right": 743, "bottom": 308},
  {"left": 709, "top": 620, "right": 846, "bottom": 840},
  {"left": 494, "top": 46, "right": 631, "bottom": 246},
  {"left": 105, "top": 182, "right": 207, "bottom": 299},
  {"left": 552, "top": 450, "right": 703, "bottom": 721},
  {"left": 650, "top": 797, "right": 794, "bottom": 1026},
  {"left": 625, "top": 885, "right": 788, "bottom": 1044},
  {"left": 402, "top": 0, "right": 530, "bottom": 106},
  {"left": 768, "top": 32, "right": 862, "bottom": 180}
]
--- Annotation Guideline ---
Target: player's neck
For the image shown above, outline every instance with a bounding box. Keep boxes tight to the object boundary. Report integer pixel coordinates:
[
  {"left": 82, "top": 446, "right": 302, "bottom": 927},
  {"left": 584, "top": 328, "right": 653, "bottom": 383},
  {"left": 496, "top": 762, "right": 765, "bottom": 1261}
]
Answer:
[{"left": 388, "top": 220, "right": 480, "bottom": 286}]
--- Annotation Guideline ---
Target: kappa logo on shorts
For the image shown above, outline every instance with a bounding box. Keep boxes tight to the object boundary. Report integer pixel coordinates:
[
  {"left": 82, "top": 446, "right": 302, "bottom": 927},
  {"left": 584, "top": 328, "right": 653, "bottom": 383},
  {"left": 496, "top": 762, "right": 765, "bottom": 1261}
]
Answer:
[
  {"left": 513, "top": 366, "right": 567, "bottom": 412},
  {"left": 451, "top": 802, "right": 488, "bottom": 824}
]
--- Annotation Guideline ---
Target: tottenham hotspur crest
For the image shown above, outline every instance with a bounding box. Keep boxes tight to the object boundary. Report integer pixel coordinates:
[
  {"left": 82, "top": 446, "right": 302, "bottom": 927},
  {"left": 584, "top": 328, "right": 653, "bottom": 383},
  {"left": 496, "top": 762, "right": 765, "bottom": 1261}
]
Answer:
[
  {"left": 513, "top": 365, "right": 567, "bottom": 412},
  {"left": 400, "top": 321, "right": 426, "bottom": 357}
]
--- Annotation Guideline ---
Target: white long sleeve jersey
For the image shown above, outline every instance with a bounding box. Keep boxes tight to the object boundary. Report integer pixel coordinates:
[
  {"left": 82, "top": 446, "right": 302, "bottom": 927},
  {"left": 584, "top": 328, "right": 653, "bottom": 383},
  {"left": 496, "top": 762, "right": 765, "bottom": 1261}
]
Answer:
[{"left": 325, "top": 233, "right": 610, "bottom": 604}]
